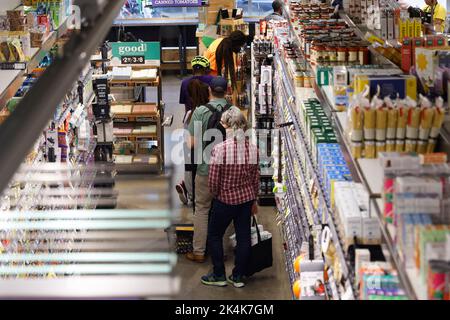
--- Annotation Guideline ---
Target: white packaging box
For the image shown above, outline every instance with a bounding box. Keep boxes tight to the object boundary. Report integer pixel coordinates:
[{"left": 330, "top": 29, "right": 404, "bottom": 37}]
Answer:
[
  {"left": 342, "top": 200, "right": 362, "bottom": 240},
  {"left": 260, "top": 66, "right": 272, "bottom": 86},
  {"left": 97, "top": 121, "right": 114, "bottom": 143},
  {"left": 395, "top": 177, "right": 443, "bottom": 197},
  {"left": 353, "top": 183, "right": 369, "bottom": 211},
  {"left": 361, "top": 210, "right": 381, "bottom": 244},
  {"left": 395, "top": 194, "right": 441, "bottom": 215},
  {"left": 387, "top": 9, "right": 394, "bottom": 39}
]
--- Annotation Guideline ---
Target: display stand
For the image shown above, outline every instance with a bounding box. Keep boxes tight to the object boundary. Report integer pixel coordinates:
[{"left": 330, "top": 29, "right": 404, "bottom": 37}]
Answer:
[
  {"left": 251, "top": 41, "right": 275, "bottom": 206},
  {"left": 107, "top": 42, "right": 164, "bottom": 174}
]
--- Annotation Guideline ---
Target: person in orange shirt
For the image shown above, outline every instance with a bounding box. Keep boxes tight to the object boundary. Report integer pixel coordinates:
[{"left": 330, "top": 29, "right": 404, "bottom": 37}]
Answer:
[{"left": 204, "top": 30, "right": 247, "bottom": 88}]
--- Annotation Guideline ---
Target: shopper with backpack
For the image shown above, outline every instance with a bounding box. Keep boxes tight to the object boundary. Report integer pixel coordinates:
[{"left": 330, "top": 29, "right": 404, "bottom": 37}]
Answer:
[
  {"left": 176, "top": 56, "right": 215, "bottom": 205},
  {"left": 176, "top": 80, "right": 210, "bottom": 207},
  {"left": 186, "top": 76, "right": 239, "bottom": 263}
]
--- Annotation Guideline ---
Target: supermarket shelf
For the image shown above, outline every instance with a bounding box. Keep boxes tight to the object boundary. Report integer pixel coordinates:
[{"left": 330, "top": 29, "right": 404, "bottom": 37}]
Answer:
[
  {"left": 338, "top": 12, "right": 398, "bottom": 68},
  {"left": 276, "top": 70, "right": 354, "bottom": 297},
  {"left": 374, "top": 199, "right": 422, "bottom": 300},
  {"left": 0, "top": 20, "right": 70, "bottom": 109}
]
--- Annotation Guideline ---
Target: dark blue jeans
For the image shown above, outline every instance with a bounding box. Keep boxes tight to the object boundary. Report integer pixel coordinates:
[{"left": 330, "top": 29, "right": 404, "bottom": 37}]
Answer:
[{"left": 208, "top": 199, "right": 253, "bottom": 278}]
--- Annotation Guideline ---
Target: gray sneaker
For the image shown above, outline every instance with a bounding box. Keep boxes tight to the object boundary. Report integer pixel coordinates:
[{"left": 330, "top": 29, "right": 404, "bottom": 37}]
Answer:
[{"left": 201, "top": 273, "right": 227, "bottom": 287}]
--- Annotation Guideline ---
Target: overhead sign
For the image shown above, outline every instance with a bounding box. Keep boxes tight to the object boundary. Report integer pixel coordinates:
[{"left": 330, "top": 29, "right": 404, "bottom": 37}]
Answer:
[
  {"left": 110, "top": 42, "right": 161, "bottom": 67},
  {"left": 151, "top": 0, "right": 202, "bottom": 7}
]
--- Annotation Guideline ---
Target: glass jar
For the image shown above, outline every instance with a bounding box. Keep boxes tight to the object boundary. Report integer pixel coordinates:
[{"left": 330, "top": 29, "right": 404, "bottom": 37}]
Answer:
[
  {"left": 337, "top": 46, "right": 347, "bottom": 64},
  {"left": 348, "top": 46, "right": 358, "bottom": 63},
  {"left": 358, "top": 46, "right": 369, "bottom": 65},
  {"left": 327, "top": 45, "right": 337, "bottom": 63}
]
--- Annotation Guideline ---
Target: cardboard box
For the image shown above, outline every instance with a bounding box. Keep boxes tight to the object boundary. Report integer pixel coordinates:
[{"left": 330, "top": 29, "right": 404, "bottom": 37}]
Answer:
[{"left": 354, "top": 75, "right": 417, "bottom": 100}]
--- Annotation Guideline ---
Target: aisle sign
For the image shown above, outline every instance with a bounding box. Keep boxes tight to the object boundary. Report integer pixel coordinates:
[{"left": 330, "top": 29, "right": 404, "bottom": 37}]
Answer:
[
  {"left": 151, "top": 0, "right": 202, "bottom": 7},
  {"left": 110, "top": 42, "right": 161, "bottom": 67}
]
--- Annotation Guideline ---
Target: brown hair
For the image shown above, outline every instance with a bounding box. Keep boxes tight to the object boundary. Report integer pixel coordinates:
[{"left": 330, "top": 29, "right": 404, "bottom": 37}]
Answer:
[{"left": 187, "top": 79, "right": 209, "bottom": 122}]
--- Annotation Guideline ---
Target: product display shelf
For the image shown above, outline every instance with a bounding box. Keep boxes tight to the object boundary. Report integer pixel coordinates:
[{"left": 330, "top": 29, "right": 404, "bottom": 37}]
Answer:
[
  {"left": 277, "top": 89, "right": 353, "bottom": 300},
  {"left": 281, "top": 4, "right": 447, "bottom": 300},
  {"left": 276, "top": 84, "right": 316, "bottom": 228},
  {"left": 373, "top": 199, "right": 424, "bottom": 300},
  {"left": 0, "top": 17, "right": 70, "bottom": 109},
  {"left": 338, "top": 12, "right": 399, "bottom": 68},
  {"left": 110, "top": 65, "right": 164, "bottom": 173},
  {"left": 282, "top": 127, "right": 352, "bottom": 300},
  {"left": 334, "top": 112, "right": 423, "bottom": 300},
  {"left": 251, "top": 44, "right": 276, "bottom": 204},
  {"left": 277, "top": 152, "right": 306, "bottom": 297},
  {"left": 276, "top": 51, "right": 356, "bottom": 299},
  {"left": 339, "top": 12, "right": 401, "bottom": 57}
]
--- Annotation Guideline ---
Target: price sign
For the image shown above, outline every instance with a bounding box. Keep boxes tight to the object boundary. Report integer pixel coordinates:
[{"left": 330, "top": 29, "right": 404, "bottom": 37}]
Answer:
[{"left": 121, "top": 56, "right": 145, "bottom": 65}]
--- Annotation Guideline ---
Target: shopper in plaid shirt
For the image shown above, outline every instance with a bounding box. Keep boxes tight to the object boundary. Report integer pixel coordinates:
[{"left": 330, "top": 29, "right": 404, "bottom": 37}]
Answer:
[{"left": 201, "top": 108, "right": 260, "bottom": 288}]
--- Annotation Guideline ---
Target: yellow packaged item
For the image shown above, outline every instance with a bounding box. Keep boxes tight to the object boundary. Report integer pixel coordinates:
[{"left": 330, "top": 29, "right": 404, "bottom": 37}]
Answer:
[
  {"left": 365, "top": 140, "right": 376, "bottom": 158},
  {"left": 385, "top": 98, "right": 398, "bottom": 140},
  {"left": 375, "top": 141, "right": 386, "bottom": 157},
  {"left": 386, "top": 140, "right": 396, "bottom": 152}
]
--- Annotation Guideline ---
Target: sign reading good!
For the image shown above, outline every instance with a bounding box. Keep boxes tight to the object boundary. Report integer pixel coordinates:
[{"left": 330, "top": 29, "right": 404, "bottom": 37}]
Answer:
[
  {"left": 110, "top": 42, "right": 161, "bottom": 67},
  {"left": 151, "top": 0, "right": 202, "bottom": 7}
]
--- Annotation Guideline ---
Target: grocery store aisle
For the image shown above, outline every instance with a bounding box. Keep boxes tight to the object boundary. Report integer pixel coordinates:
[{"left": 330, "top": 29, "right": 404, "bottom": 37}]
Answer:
[{"left": 162, "top": 74, "right": 291, "bottom": 300}]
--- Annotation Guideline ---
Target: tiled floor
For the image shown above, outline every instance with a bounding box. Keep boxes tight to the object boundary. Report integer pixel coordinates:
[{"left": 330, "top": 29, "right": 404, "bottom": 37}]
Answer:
[{"left": 119, "top": 74, "right": 291, "bottom": 300}]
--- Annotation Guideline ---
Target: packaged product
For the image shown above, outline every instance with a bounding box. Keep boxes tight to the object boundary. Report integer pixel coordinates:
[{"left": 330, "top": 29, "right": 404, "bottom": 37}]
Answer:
[
  {"left": 363, "top": 94, "right": 376, "bottom": 159},
  {"left": 385, "top": 97, "right": 398, "bottom": 152},
  {"left": 373, "top": 93, "right": 387, "bottom": 157},
  {"left": 347, "top": 93, "right": 364, "bottom": 159},
  {"left": 405, "top": 97, "right": 420, "bottom": 152},
  {"left": 395, "top": 98, "right": 408, "bottom": 152}
]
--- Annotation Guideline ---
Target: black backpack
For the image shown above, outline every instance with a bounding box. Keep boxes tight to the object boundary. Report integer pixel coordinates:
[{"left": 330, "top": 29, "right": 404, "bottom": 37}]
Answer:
[{"left": 204, "top": 103, "right": 232, "bottom": 148}]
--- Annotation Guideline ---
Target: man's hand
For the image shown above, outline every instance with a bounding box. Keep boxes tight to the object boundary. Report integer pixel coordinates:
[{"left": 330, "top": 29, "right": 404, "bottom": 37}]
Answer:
[{"left": 251, "top": 201, "right": 258, "bottom": 216}]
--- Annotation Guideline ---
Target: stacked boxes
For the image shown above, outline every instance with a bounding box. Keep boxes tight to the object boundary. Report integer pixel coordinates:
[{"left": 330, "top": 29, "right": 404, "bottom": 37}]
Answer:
[
  {"left": 333, "top": 181, "right": 381, "bottom": 248},
  {"left": 359, "top": 261, "right": 408, "bottom": 300},
  {"left": 397, "top": 213, "right": 433, "bottom": 268},
  {"left": 317, "top": 143, "right": 352, "bottom": 206}
]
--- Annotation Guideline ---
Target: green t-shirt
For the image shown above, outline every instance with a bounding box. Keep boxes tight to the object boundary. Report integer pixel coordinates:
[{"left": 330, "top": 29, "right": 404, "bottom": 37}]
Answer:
[{"left": 188, "top": 98, "right": 239, "bottom": 176}]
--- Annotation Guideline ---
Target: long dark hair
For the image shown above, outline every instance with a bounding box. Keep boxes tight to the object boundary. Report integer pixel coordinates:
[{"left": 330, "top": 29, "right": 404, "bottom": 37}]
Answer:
[
  {"left": 216, "top": 30, "right": 247, "bottom": 89},
  {"left": 187, "top": 79, "right": 209, "bottom": 122}
]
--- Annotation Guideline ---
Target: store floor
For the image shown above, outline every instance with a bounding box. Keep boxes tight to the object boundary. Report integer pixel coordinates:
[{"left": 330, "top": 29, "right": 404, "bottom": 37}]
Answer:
[{"left": 118, "top": 74, "right": 291, "bottom": 300}]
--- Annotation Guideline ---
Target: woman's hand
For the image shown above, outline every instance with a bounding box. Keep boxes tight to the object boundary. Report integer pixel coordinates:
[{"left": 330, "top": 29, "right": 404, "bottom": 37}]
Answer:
[{"left": 251, "top": 201, "right": 258, "bottom": 216}]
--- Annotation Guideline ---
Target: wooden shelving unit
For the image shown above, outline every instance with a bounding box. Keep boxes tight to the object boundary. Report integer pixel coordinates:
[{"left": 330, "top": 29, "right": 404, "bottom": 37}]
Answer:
[{"left": 109, "top": 66, "right": 164, "bottom": 173}]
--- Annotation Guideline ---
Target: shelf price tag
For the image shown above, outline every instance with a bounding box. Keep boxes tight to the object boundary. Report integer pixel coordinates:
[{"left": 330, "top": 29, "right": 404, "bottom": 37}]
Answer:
[{"left": 121, "top": 56, "right": 145, "bottom": 65}]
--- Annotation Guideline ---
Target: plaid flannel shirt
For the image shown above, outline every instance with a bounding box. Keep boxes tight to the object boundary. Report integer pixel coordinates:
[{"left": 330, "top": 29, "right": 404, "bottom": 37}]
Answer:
[{"left": 208, "top": 137, "right": 260, "bottom": 205}]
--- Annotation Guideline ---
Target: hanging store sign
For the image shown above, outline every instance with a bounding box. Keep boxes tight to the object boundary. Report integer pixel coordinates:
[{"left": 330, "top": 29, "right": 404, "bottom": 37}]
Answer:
[
  {"left": 151, "top": 0, "right": 202, "bottom": 7},
  {"left": 110, "top": 42, "right": 161, "bottom": 67}
]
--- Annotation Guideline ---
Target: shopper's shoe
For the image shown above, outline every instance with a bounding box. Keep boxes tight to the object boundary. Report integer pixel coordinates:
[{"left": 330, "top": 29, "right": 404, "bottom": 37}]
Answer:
[
  {"left": 176, "top": 182, "right": 188, "bottom": 205},
  {"left": 227, "top": 275, "right": 245, "bottom": 288},
  {"left": 186, "top": 252, "right": 206, "bottom": 263},
  {"left": 201, "top": 273, "right": 227, "bottom": 287}
]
